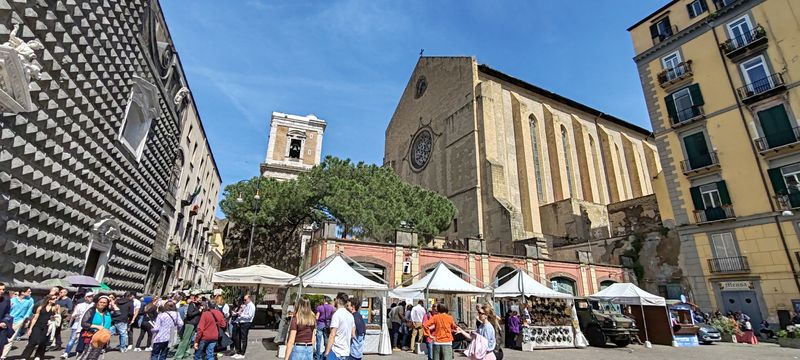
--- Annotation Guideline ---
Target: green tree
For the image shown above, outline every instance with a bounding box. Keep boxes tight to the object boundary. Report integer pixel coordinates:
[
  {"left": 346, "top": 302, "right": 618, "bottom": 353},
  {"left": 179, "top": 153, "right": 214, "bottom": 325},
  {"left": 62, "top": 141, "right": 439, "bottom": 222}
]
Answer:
[{"left": 220, "top": 156, "right": 456, "bottom": 272}]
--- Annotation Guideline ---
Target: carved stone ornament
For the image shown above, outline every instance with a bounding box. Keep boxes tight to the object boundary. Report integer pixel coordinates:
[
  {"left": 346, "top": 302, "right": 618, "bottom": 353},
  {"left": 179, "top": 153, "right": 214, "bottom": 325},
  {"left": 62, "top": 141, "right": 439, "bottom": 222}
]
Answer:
[
  {"left": 173, "top": 86, "right": 190, "bottom": 106},
  {"left": 0, "top": 24, "right": 43, "bottom": 113},
  {"left": 91, "top": 217, "right": 122, "bottom": 246}
]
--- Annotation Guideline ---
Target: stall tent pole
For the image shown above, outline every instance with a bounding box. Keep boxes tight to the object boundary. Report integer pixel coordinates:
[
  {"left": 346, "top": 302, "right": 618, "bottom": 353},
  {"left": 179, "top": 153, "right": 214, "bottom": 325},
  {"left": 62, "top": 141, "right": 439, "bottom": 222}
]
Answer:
[{"left": 639, "top": 304, "right": 650, "bottom": 346}]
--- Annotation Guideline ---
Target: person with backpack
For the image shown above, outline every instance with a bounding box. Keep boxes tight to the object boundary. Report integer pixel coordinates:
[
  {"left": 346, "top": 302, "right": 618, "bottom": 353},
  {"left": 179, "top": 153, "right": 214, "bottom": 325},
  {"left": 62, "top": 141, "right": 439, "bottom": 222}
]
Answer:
[
  {"left": 77, "top": 295, "right": 114, "bottom": 360},
  {"left": 175, "top": 295, "right": 201, "bottom": 360},
  {"left": 313, "top": 297, "right": 334, "bottom": 360},
  {"left": 193, "top": 300, "right": 226, "bottom": 360},
  {"left": 151, "top": 301, "right": 182, "bottom": 360},
  {"left": 133, "top": 297, "right": 159, "bottom": 352}
]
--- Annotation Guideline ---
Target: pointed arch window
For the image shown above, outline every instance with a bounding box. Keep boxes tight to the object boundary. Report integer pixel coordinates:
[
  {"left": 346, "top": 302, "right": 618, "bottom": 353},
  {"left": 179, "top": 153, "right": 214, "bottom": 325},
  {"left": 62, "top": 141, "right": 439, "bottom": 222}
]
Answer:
[
  {"left": 561, "top": 126, "right": 573, "bottom": 198},
  {"left": 530, "top": 115, "right": 544, "bottom": 202}
]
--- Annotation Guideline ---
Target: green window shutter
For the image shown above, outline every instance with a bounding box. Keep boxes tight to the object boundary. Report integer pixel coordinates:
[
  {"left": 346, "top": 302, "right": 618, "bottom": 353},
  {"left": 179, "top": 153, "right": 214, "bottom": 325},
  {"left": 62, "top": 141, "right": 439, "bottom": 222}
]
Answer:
[
  {"left": 716, "top": 180, "right": 732, "bottom": 205},
  {"left": 650, "top": 24, "right": 660, "bottom": 39},
  {"left": 665, "top": 94, "right": 678, "bottom": 123},
  {"left": 689, "top": 186, "right": 704, "bottom": 210},
  {"left": 688, "top": 84, "right": 705, "bottom": 106},
  {"left": 768, "top": 168, "right": 787, "bottom": 195}
]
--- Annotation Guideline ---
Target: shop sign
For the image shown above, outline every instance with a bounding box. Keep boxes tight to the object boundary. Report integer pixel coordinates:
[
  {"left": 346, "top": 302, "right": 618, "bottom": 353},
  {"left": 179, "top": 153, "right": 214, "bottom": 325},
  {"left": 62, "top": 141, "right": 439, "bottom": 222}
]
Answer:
[{"left": 719, "top": 280, "right": 753, "bottom": 291}]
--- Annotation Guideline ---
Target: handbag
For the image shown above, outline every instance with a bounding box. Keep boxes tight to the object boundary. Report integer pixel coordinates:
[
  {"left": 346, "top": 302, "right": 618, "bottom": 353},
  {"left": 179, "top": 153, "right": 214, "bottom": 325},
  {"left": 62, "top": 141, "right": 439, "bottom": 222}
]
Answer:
[
  {"left": 493, "top": 347, "right": 504, "bottom": 360},
  {"left": 212, "top": 311, "right": 233, "bottom": 350}
]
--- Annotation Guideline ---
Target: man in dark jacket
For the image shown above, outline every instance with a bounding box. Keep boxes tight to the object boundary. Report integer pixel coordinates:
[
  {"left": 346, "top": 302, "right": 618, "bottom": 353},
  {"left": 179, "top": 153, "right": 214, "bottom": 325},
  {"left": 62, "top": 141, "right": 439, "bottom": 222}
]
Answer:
[
  {"left": 174, "top": 295, "right": 201, "bottom": 360},
  {"left": 0, "top": 283, "right": 11, "bottom": 352},
  {"left": 109, "top": 292, "right": 134, "bottom": 352}
]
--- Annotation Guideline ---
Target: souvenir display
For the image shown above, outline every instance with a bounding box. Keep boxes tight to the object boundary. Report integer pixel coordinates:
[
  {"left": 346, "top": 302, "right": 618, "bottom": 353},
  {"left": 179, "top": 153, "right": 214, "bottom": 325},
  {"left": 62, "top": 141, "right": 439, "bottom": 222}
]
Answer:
[
  {"left": 521, "top": 326, "right": 574, "bottom": 349},
  {"left": 528, "top": 298, "right": 572, "bottom": 326},
  {"left": 518, "top": 298, "right": 576, "bottom": 350}
]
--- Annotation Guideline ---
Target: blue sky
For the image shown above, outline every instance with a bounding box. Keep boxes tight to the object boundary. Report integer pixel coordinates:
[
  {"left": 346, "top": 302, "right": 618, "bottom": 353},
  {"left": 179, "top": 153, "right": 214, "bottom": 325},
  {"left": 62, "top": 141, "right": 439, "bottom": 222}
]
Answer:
[{"left": 161, "top": 0, "right": 660, "bottom": 192}]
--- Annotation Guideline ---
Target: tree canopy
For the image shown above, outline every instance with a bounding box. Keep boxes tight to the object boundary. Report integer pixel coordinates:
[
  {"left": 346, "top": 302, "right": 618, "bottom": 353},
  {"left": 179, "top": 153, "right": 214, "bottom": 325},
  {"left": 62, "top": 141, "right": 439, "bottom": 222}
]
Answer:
[{"left": 219, "top": 156, "right": 456, "bottom": 272}]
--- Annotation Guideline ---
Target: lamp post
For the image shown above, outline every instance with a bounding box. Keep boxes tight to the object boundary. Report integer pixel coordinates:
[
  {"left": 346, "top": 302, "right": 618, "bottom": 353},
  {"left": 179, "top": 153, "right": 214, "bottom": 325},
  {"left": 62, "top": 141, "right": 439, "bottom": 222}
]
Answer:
[{"left": 237, "top": 176, "right": 263, "bottom": 267}]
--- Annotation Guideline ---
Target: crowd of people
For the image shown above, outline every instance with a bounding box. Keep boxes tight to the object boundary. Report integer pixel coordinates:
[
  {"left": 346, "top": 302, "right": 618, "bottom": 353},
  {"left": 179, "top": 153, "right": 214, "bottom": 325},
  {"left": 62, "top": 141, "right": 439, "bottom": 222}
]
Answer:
[{"left": 0, "top": 283, "right": 258, "bottom": 360}]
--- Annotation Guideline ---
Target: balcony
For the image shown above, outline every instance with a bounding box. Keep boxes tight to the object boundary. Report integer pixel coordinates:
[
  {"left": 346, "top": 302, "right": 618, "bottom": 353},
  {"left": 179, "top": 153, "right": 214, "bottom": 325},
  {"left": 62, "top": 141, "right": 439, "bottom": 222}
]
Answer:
[
  {"left": 671, "top": 105, "right": 705, "bottom": 128},
  {"left": 737, "top": 73, "right": 786, "bottom": 105},
  {"left": 754, "top": 126, "right": 800, "bottom": 153},
  {"left": 713, "top": 0, "right": 737, "bottom": 11},
  {"left": 694, "top": 205, "right": 735, "bottom": 223},
  {"left": 777, "top": 191, "right": 800, "bottom": 209},
  {"left": 681, "top": 150, "right": 719, "bottom": 175},
  {"left": 708, "top": 256, "right": 750, "bottom": 274},
  {"left": 652, "top": 25, "right": 679, "bottom": 46},
  {"left": 719, "top": 25, "right": 768, "bottom": 60},
  {"left": 658, "top": 61, "right": 693, "bottom": 90}
]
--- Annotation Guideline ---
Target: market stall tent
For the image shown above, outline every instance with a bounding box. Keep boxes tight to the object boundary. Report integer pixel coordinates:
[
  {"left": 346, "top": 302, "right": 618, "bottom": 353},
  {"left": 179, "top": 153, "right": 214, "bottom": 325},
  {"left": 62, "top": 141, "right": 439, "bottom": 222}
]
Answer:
[
  {"left": 287, "top": 253, "right": 391, "bottom": 355},
  {"left": 211, "top": 264, "right": 295, "bottom": 287},
  {"left": 589, "top": 283, "right": 673, "bottom": 346},
  {"left": 390, "top": 261, "right": 491, "bottom": 300},
  {"left": 491, "top": 269, "right": 573, "bottom": 299}
]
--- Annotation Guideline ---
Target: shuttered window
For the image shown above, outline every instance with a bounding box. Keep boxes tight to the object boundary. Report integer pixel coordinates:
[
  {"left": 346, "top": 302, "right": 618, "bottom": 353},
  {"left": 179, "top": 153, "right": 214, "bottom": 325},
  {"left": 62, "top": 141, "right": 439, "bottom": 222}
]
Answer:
[{"left": 687, "top": 0, "right": 708, "bottom": 18}]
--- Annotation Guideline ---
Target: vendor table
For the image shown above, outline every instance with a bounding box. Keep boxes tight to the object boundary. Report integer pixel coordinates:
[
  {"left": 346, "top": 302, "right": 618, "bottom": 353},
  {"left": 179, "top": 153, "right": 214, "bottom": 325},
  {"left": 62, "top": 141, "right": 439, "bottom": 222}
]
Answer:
[{"left": 521, "top": 325, "right": 574, "bottom": 350}]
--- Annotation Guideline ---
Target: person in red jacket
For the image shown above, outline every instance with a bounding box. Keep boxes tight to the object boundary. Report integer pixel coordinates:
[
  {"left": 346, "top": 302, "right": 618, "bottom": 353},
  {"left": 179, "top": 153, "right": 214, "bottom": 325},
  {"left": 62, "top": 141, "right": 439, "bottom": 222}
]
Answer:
[{"left": 194, "top": 300, "right": 227, "bottom": 360}]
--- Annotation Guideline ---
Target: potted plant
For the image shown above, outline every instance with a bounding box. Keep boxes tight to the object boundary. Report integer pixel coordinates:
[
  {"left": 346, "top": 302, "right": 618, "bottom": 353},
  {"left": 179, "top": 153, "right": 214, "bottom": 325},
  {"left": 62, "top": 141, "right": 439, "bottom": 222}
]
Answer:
[
  {"left": 710, "top": 316, "right": 740, "bottom": 342},
  {"left": 778, "top": 326, "right": 800, "bottom": 348}
]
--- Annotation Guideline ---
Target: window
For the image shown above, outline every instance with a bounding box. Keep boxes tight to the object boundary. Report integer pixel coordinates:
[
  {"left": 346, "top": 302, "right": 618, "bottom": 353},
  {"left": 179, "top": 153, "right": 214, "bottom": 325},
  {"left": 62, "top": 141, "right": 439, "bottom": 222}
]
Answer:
[
  {"left": 665, "top": 84, "right": 704, "bottom": 124},
  {"left": 118, "top": 77, "right": 159, "bottom": 161},
  {"left": 650, "top": 17, "right": 674, "bottom": 44},
  {"left": 687, "top": 0, "right": 708, "bottom": 18},
  {"left": 711, "top": 232, "right": 739, "bottom": 258},
  {"left": 599, "top": 280, "right": 616, "bottom": 290},
  {"left": 561, "top": 126, "right": 573, "bottom": 198},
  {"left": 682, "top": 131, "right": 712, "bottom": 170},
  {"left": 662, "top": 51, "right": 684, "bottom": 80},
  {"left": 530, "top": 115, "right": 544, "bottom": 202},
  {"left": 551, "top": 277, "right": 577, "bottom": 296},
  {"left": 757, "top": 105, "right": 795, "bottom": 149},
  {"left": 781, "top": 163, "right": 800, "bottom": 193},
  {"left": 727, "top": 15, "right": 754, "bottom": 48},
  {"left": 699, "top": 183, "right": 722, "bottom": 209},
  {"left": 288, "top": 139, "right": 302, "bottom": 159},
  {"left": 740, "top": 56, "right": 772, "bottom": 93}
]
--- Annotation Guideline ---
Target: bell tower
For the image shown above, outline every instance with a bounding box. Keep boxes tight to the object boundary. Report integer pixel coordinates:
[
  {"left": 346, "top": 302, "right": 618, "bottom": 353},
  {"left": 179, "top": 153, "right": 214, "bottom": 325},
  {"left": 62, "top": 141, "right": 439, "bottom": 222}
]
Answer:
[{"left": 260, "top": 112, "right": 326, "bottom": 180}]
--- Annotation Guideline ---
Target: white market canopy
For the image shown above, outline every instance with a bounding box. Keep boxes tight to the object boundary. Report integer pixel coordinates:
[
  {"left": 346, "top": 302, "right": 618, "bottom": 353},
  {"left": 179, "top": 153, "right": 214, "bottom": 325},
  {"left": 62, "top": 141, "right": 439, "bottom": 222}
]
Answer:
[
  {"left": 211, "top": 264, "right": 295, "bottom": 287},
  {"left": 588, "top": 282, "right": 666, "bottom": 306},
  {"left": 491, "top": 268, "right": 573, "bottom": 299},
  {"left": 390, "top": 261, "right": 490, "bottom": 299},
  {"left": 290, "top": 253, "right": 388, "bottom": 292}
]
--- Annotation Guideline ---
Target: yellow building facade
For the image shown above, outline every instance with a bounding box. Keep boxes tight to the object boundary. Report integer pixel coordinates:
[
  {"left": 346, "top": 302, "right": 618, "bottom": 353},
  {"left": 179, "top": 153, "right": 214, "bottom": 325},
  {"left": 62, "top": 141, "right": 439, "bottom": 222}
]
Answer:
[{"left": 630, "top": 0, "right": 800, "bottom": 325}]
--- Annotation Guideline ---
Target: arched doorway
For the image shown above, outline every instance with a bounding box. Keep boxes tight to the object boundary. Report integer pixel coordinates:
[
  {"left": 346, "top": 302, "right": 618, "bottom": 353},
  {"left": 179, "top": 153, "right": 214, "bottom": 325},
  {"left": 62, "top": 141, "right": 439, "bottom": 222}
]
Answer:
[
  {"left": 551, "top": 277, "right": 577, "bottom": 296},
  {"left": 600, "top": 280, "right": 617, "bottom": 290},
  {"left": 495, "top": 266, "right": 516, "bottom": 287}
]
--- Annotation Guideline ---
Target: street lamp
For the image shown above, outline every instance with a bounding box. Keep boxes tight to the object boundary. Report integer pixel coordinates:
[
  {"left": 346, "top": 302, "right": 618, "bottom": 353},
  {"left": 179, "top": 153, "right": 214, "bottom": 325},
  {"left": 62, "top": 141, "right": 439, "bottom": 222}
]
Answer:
[{"left": 236, "top": 176, "right": 263, "bottom": 266}]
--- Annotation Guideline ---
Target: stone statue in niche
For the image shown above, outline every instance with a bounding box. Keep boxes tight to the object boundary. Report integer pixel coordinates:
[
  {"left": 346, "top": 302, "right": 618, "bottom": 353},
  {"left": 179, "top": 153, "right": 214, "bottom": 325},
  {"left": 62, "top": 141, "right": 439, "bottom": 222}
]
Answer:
[
  {"left": 3, "top": 24, "right": 44, "bottom": 85},
  {"left": 173, "top": 86, "right": 190, "bottom": 106}
]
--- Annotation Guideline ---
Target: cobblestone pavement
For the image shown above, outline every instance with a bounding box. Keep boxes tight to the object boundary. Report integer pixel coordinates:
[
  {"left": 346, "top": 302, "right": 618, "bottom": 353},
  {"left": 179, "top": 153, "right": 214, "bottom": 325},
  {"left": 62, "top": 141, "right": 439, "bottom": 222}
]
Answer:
[{"left": 4, "top": 329, "right": 798, "bottom": 360}]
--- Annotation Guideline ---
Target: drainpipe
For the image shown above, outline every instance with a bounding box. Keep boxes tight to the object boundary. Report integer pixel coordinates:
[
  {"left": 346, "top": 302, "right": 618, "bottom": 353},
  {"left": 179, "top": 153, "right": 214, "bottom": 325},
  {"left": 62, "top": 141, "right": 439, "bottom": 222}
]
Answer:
[{"left": 709, "top": 22, "right": 800, "bottom": 294}]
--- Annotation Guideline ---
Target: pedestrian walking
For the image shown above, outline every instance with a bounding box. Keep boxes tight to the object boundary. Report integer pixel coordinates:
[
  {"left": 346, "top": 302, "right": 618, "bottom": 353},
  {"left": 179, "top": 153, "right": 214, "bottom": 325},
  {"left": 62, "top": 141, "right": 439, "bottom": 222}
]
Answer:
[
  {"left": 193, "top": 300, "right": 226, "bottom": 360},
  {"left": 133, "top": 297, "right": 159, "bottom": 352},
  {"left": 231, "top": 294, "right": 255, "bottom": 359},
  {"left": 422, "top": 305, "right": 436, "bottom": 360},
  {"left": 423, "top": 304, "right": 458, "bottom": 360},
  {"left": 151, "top": 301, "right": 182, "bottom": 360},
  {"left": 126, "top": 293, "right": 141, "bottom": 352},
  {"left": 401, "top": 304, "right": 413, "bottom": 350},
  {"left": 53, "top": 288, "right": 74, "bottom": 351},
  {"left": 314, "top": 297, "right": 334, "bottom": 360},
  {"left": 20, "top": 294, "right": 61, "bottom": 360},
  {"left": 174, "top": 295, "right": 201, "bottom": 360},
  {"left": 1, "top": 288, "right": 34, "bottom": 360},
  {"left": 410, "top": 300, "right": 426, "bottom": 353},
  {"left": 0, "top": 283, "right": 13, "bottom": 354},
  {"left": 61, "top": 293, "right": 95, "bottom": 358},
  {"left": 348, "top": 299, "right": 365, "bottom": 360},
  {"left": 284, "top": 298, "right": 316, "bottom": 360},
  {"left": 76, "top": 295, "right": 113, "bottom": 360},
  {"left": 323, "top": 293, "right": 354, "bottom": 360},
  {"left": 388, "top": 301, "right": 405, "bottom": 350},
  {"left": 109, "top": 292, "right": 134, "bottom": 352},
  {"left": 505, "top": 311, "right": 520, "bottom": 349}
]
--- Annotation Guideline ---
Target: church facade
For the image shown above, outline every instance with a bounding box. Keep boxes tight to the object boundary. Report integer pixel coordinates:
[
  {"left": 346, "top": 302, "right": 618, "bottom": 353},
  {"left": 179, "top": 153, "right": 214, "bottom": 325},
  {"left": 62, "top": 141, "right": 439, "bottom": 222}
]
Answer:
[{"left": 384, "top": 57, "right": 661, "bottom": 256}]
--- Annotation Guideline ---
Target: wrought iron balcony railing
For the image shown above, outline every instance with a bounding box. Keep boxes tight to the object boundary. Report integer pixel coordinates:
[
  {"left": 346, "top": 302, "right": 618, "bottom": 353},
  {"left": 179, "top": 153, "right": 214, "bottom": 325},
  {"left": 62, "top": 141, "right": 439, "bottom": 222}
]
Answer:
[
  {"left": 694, "top": 205, "right": 735, "bottom": 223},
  {"left": 708, "top": 256, "right": 750, "bottom": 273},
  {"left": 754, "top": 126, "right": 800, "bottom": 152},
  {"left": 658, "top": 61, "right": 693, "bottom": 87},
  {"left": 737, "top": 73, "right": 785, "bottom": 103},
  {"left": 720, "top": 25, "right": 767, "bottom": 56},
  {"left": 681, "top": 150, "right": 718, "bottom": 173},
  {"left": 671, "top": 105, "right": 704, "bottom": 126}
]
